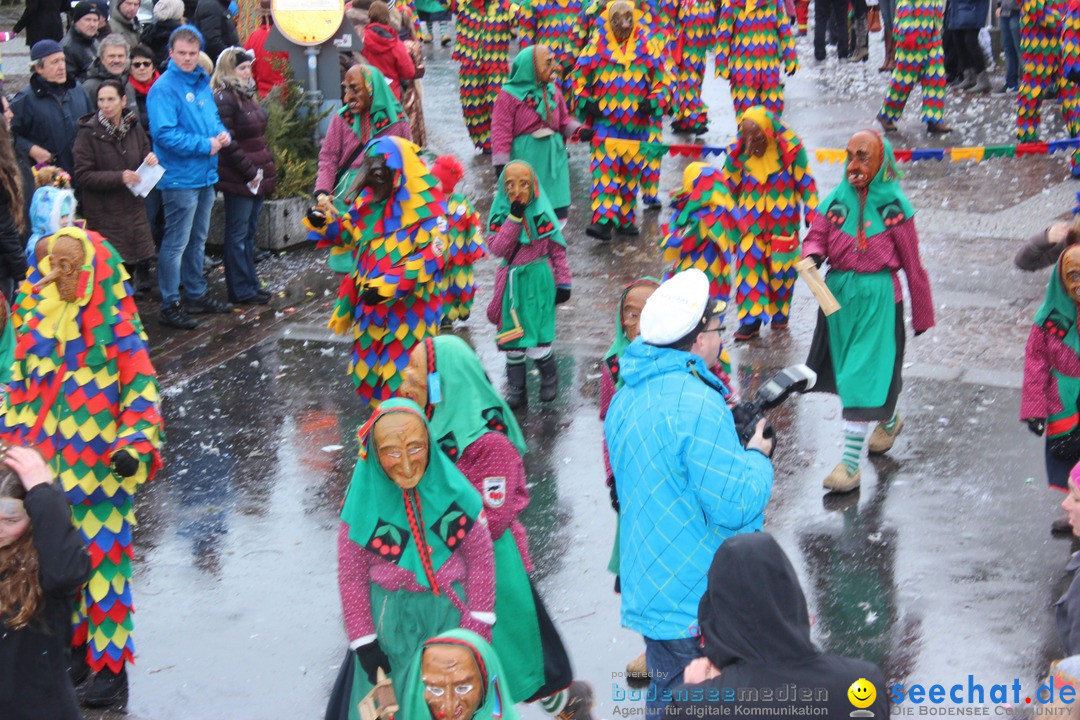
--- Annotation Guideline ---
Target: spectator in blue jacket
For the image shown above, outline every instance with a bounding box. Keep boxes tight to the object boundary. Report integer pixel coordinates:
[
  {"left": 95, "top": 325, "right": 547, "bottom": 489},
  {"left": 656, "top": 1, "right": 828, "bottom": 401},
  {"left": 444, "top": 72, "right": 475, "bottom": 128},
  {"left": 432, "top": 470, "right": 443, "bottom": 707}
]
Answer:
[
  {"left": 605, "top": 268, "right": 775, "bottom": 719},
  {"left": 11, "top": 40, "right": 94, "bottom": 176},
  {"left": 148, "top": 24, "right": 234, "bottom": 329}
]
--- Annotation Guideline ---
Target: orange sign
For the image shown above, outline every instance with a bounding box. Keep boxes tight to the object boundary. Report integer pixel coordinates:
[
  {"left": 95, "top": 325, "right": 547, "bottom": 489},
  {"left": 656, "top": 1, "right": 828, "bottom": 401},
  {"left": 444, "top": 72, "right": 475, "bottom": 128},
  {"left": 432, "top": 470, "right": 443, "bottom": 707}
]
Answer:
[{"left": 271, "top": 0, "right": 345, "bottom": 46}]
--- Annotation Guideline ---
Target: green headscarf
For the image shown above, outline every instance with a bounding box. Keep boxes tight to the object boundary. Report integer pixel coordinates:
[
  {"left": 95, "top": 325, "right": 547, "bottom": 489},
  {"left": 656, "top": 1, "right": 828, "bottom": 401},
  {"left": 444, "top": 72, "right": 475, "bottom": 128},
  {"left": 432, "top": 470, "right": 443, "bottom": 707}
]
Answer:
[
  {"left": 340, "top": 398, "right": 484, "bottom": 591},
  {"left": 819, "top": 135, "right": 915, "bottom": 246},
  {"left": 400, "top": 629, "right": 521, "bottom": 720},
  {"left": 500, "top": 47, "right": 556, "bottom": 123},
  {"left": 602, "top": 277, "right": 660, "bottom": 390},
  {"left": 420, "top": 335, "right": 528, "bottom": 459},
  {"left": 339, "top": 65, "right": 409, "bottom": 143},
  {"left": 1034, "top": 248, "right": 1080, "bottom": 355},
  {"left": 487, "top": 161, "right": 565, "bottom": 247}
]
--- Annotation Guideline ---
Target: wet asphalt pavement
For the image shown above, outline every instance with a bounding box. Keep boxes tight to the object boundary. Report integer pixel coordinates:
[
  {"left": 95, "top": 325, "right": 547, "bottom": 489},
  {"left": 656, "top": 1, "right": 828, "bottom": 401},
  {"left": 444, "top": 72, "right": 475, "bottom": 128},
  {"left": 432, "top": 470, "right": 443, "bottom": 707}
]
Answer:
[{"left": 15, "top": 24, "right": 1080, "bottom": 720}]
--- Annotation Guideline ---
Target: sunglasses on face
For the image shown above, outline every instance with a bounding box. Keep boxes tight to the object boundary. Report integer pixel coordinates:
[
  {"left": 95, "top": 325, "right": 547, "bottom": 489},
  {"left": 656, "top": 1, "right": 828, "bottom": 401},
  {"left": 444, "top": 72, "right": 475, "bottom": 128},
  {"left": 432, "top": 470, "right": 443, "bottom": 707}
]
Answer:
[{"left": 131, "top": 60, "right": 153, "bottom": 69}]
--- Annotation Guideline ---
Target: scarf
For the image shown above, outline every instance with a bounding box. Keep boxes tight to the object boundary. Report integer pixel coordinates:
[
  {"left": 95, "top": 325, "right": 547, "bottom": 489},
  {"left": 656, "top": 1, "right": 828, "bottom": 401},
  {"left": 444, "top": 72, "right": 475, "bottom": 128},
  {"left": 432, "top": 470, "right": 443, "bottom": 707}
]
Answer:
[
  {"left": 819, "top": 134, "right": 915, "bottom": 249},
  {"left": 421, "top": 335, "right": 527, "bottom": 459},
  {"left": 339, "top": 65, "right": 408, "bottom": 144},
  {"left": 487, "top": 161, "right": 564, "bottom": 246},
  {"left": 501, "top": 46, "right": 555, "bottom": 125},
  {"left": 603, "top": 278, "right": 660, "bottom": 390},
  {"left": 127, "top": 71, "right": 159, "bottom": 96},
  {"left": 737, "top": 106, "right": 781, "bottom": 184},
  {"left": 97, "top": 109, "right": 137, "bottom": 140},
  {"left": 340, "top": 399, "right": 484, "bottom": 591}
]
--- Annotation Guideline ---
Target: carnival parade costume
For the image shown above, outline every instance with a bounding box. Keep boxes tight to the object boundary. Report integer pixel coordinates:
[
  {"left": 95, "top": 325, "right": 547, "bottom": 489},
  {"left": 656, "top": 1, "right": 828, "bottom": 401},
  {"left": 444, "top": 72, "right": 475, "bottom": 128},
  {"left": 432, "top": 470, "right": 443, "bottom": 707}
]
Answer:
[
  {"left": 878, "top": 0, "right": 948, "bottom": 127},
  {"left": 671, "top": 0, "right": 717, "bottom": 133},
  {"left": 802, "top": 135, "right": 934, "bottom": 492},
  {"left": 723, "top": 107, "right": 818, "bottom": 334},
  {"left": 1022, "top": 0, "right": 1080, "bottom": 174},
  {"left": 572, "top": 3, "right": 672, "bottom": 233},
  {"left": 715, "top": 0, "right": 798, "bottom": 117},
  {"left": 453, "top": 0, "right": 514, "bottom": 151},
  {"left": 517, "top": 0, "right": 583, "bottom": 94},
  {"left": 305, "top": 136, "right": 447, "bottom": 407},
  {"left": 1, "top": 227, "right": 163, "bottom": 676},
  {"left": 430, "top": 156, "right": 487, "bottom": 325}
]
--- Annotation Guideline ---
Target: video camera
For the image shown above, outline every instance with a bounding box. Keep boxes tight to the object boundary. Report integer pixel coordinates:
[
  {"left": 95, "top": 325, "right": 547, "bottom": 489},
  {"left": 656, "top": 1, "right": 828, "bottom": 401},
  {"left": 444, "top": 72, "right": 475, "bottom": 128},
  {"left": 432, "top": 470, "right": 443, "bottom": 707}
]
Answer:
[{"left": 730, "top": 364, "right": 818, "bottom": 452}]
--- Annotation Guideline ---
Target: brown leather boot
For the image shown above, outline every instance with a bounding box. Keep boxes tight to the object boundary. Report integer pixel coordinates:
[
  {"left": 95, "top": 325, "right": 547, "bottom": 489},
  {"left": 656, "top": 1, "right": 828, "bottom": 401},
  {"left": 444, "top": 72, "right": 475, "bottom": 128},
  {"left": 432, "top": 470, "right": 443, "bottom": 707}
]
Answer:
[{"left": 878, "top": 35, "right": 895, "bottom": 72}]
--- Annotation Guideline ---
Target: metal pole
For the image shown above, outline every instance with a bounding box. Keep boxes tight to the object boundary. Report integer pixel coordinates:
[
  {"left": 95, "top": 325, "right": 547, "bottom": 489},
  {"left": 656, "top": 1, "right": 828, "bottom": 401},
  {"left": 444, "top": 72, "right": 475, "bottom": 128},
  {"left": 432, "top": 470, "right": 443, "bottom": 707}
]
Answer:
[{"left": 305, "top": 45, "right": 323, "bottom": 143}]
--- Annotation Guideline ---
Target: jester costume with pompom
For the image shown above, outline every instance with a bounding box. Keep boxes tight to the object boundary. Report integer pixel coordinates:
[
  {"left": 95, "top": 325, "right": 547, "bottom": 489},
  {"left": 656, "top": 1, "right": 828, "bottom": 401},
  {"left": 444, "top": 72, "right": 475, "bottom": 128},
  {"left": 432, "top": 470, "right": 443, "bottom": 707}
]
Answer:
[
  {"left": 453, "top": 0, "right": 514, "bottom": 151},
  {"left": 572, "top": 2, "right": 672, "bottom": 229},
  {"left": 441, "top": 194, "right": 486, "bottom": 323},
  {"left": 516, "top": 0, "right": 583, "bottom": 94},
  {"left": 722, "top": 107, "right": 818, "bottom": 329},
  {"left": 1, "top": 227, "right": 163, "bottom": 675},
  {"left": 878, "top": 0, "right": 948, "bottom": 126},
  {"left": 715, "top": 0, "right": 797, "bottom": 117},
  {"left": 1023, "top": 0, "right": 1080, "bottom": 174},
  {"left": 304, "top": 137, "right": 447, "bottom": 407},
  {"left": 670, "top": 0, "right": 717, "bottom": 132}
]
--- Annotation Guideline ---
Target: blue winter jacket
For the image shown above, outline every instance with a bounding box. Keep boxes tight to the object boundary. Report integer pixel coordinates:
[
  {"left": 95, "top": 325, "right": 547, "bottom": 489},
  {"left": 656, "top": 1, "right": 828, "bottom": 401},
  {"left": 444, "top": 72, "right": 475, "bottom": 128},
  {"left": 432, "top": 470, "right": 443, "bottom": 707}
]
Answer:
[
  {"left": 605, "top": 339, "right": 774, "bottom": 640},
  {"left": 147, "top": 60, "right": 226, "bottom": 190}
]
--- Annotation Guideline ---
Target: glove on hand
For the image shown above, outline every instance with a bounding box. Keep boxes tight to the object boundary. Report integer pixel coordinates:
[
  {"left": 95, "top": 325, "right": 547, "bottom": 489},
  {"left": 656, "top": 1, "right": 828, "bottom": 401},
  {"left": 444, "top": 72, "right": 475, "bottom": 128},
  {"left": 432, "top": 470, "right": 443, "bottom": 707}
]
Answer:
[
  {"left": 360, "top": 288, "right": 384, "bottom": 306},
  {"left": 1027, "top": 418, "right": 1047, "bottom": 437},
  {"left": 555, "top": 286, "right": 571, "bottom": 304},
  {"left": 584, "top": 99, "right": 605, "bottom": 120},
  {"left": 355, "top": 640, "right": 391, "bottom": 684},
  {"left": 576, "top": 126, "right": 595, "bottom": 142},
  {"left": 509, "top": 201, "right": 527, "bottom": 219},
  {"left": 110, "top": 449, "right": 139, "bottom": 478}
]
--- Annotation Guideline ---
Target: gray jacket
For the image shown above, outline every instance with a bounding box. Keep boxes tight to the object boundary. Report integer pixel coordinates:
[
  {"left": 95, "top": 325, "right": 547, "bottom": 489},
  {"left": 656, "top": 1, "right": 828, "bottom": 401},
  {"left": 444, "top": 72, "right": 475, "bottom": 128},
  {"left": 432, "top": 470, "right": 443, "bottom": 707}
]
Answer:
[{"left": 1057, "top": 553, "right": 1080, "bottom": 655}]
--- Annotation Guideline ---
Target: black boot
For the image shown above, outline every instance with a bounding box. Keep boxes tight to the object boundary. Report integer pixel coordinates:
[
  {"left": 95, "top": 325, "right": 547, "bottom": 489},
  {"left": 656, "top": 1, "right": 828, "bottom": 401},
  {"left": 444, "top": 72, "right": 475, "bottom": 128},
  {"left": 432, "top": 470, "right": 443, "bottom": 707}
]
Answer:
[
  {"left": 80, "top": 667, "right": 128, "bottom": 708},
  {"left": 134, "top": 261, "right": 154, "bottom": 296},
  {"left": 67, "top": 645, "right": 90, "bottom": 686},
  {"left": 505, "top": 361, "right": 527, "bottom": 409},
  {"left": 537, "top": 353, "right": 558, "bottom": 402},
  {"left": 585, "top": 222, "right": 613, "bottom": 242}
]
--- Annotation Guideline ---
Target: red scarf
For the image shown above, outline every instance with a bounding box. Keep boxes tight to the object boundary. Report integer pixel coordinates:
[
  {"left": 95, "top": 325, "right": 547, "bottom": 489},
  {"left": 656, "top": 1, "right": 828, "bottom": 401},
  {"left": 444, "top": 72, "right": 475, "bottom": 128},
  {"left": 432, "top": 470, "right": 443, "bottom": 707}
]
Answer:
[{"left": 127, "top": 71, "right": 159, "bottom": 96}]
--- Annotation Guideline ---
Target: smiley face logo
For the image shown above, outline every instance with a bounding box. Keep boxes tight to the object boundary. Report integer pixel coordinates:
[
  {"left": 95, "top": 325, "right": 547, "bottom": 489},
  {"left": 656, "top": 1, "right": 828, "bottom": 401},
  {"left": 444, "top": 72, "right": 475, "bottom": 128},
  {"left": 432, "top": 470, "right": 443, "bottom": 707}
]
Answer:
[{"left": 848, "top": 678, "right": 877, "bottom": 715}]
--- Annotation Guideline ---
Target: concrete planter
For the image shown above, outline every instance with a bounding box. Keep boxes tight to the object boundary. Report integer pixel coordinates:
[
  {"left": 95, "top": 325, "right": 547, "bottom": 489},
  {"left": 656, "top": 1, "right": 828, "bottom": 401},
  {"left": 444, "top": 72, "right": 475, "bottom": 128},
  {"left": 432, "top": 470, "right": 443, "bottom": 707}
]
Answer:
[{"left": 206, "top": 195, "right": 311, "bottom": 252}]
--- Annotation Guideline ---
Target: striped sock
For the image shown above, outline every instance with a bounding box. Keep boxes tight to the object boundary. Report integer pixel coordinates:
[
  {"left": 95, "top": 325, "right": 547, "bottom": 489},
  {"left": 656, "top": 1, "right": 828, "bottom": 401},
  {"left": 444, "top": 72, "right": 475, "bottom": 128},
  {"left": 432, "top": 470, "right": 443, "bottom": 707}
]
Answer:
[
  {"left": 540, "top": 690, "right": 568, "bottom": 715},
  {"left": 882, "top": 412, "right": 899, "bottom": 433},
  {"left": 841, "top": 422, "right": 869, "bottom": 472}
]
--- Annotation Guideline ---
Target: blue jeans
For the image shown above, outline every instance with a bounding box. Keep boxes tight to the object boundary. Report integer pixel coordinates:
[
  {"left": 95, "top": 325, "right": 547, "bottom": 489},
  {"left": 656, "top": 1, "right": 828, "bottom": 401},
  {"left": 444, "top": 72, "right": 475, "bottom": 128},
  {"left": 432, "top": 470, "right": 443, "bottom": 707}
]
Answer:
[
  {"left": 159, "top": 186, "right": 215, "bottom": 307},
  {"left": 221, "top": 192, "right": 264, "bottom": 302},
  {"left": 644, "top": 636, "right": 702, "bottom": 718},
  {"left": 1001, "top": 13, "right": 1021, "bottom": 88}
]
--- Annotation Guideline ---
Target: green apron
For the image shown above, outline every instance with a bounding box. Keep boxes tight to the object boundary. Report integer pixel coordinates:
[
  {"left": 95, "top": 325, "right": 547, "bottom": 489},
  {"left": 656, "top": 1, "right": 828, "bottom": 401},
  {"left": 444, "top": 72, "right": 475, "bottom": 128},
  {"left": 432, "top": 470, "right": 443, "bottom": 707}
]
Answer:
[
  {"left": 491, "top": 534, "right": 546, "bottom": 702},
  {"left": 498, "top": 258, "right": 556, "bottom": 349},
  {"left": 511, "top": 132, "right": 570, "bottom": 211},
  {"left": 346, "top": 584, "right": 463, "bottom": 720},
  {"left": 1050, "top": 372, "right": 1080, "bottom": 439},
  {"left": 824, "top": 270, "right": 896, "bottom": 410}
]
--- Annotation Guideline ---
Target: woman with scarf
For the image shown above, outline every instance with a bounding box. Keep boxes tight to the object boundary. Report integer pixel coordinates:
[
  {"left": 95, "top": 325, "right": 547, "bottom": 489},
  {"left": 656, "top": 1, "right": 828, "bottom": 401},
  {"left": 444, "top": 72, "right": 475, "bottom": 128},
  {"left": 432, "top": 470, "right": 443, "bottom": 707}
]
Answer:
[
  {"left": 486, "top": 161, "right": 571, "bottom": 409},
  {"left": 802, "top": 130, "right": 934, "bottom": 494},
  {"left": 72, "top": 78, "right": 158, "bottom": 290},
  {"left": 1022, "top": 240, "right": 1080, "bottom": 531},
  {"left": 664, "top": 533, "right": 889, "bottom": 718},
  {"left": 722, "top": 106, "right": 818, "bottom": 341},
  {"left": 325, "top": 398, "right": 496, "bottom": 720},
  {"left": 396, "top": 335, "right": 591, "bottom": 720},
  {"left": 490, "top": 45, "right": 588, "bottom": 222},
  {"left": 212, "top": 47, "right": 276, "bottom": 305},
  {"left": 314, "top": 63, "right": 410, "bottom": 245},
  {"left": 305, "top": 136, "right": 446, "bottom": 407}
]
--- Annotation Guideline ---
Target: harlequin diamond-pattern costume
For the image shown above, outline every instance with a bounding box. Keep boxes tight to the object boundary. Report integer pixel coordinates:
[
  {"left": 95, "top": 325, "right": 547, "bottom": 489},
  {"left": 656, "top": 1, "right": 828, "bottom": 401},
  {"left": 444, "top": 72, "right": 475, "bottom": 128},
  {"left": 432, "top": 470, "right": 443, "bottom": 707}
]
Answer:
[
  {"left": 453, "top": 0, "right": 514, "bottom": 151},
  {"left": 878, "top": 0, "right": 947, "bottom": 125},
  {"left": 305, "top": 137, "right": 447, "bottom": 407},
  {"left": 1023, "top": 0, "right": 1080, "bottom": 173},
  {"left": 723, "top": 107, "right": 818, "bottom": 328},
  {"left": 715, "top": 0, "right": 798, "bottom": 117},
  {"left": 1, "top": 228, "right": 163, "bottom": 675},
  {"left": 517, "top": 0, "right": 584, "bottom": 93},
  {"left": 441, "top": 194, "right": 487, "bottom": 323},
  {"left": 671, "top": 0, "right": 717, "bottom": 131},
  {"left": 572, "top": 3, "right": 672, "bottom": 229}
]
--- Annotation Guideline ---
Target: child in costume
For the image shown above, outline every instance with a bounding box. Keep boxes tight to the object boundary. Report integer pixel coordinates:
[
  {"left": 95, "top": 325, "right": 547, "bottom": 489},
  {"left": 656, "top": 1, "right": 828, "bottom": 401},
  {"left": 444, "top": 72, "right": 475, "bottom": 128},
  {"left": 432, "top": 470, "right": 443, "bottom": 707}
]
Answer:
[
  {"left": 714, "top": 0, "right": 798, "bottom": 117},
  {"left": 876, "top": 0, "right": 953, "bottom": 134},
  {"left": 0, "top": 447, "right": 91, "bottom": 720},
  {"left": 24, "top": 166, "right": 77, "bottom": 261},
  {"left": 397, "top": 336, "right": 594, "bottom": 719},
  {"left": 305, "top": 136, "right": 447, "bottom": 407},
  {"left": 722, "top": 106, "right": 818, "bottom": 341},
  {"left": 670, "top": 0, "right": 717, "bottom": 134},
  {"left": 572, "top": 0, "right": 672, "bottom": 241},
  {"left": 1, "top": 227, "right": 164, "bottom": 708},
  {"left": 1020, "top": 0, "right": 1080, "bottom": 176},
  {"left": 486, "top": 161, "right": 572, "bottom": 408},
  {"left": 453, "top": 0, "right": 514, "bottom": 151},
  {"left": 802, "top": 131, "right": 934, "bottom": 494},
  {"left": 517, "top": 0, "right": 583, "bottom": 94},
  {"left": 491, "top": 45, "right": 586, "bottom": 222},
  {"left": 430, "top": 155, "right": 486, "bottom": 329}
]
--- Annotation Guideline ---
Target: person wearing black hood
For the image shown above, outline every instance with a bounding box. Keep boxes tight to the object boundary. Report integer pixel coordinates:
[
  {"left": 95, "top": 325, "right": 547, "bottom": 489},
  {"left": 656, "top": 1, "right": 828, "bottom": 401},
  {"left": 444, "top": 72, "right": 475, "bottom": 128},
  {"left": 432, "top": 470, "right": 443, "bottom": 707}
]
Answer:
[{"left": 665, "top": 533, "right": 889, "bottom": 719}]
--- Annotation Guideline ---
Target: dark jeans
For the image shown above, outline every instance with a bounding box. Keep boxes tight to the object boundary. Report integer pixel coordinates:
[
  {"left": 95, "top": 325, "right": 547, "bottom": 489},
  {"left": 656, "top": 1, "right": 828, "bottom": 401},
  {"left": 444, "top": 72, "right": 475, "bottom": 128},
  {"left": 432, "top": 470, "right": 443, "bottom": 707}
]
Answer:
[
  {"left": 943, "top": 29, "right": 961, "bottom": 79},
  {"left": 144, "top": 187, "right": 164, "bottom": 251},
  {"left": 955, "top": 27, "right": 987, "bottom": 73},
  {"left": 644, "top": 636, "right": 702, "bottom": 718},
  {"left": 1001, "top": 13, "right": 1021, "bottom": 87},
  {"left": 221, "top": 191, "right": 265, "bottom": 302},
  {"left": 815, "top": 0, "right": 849, "bottom": 59}
]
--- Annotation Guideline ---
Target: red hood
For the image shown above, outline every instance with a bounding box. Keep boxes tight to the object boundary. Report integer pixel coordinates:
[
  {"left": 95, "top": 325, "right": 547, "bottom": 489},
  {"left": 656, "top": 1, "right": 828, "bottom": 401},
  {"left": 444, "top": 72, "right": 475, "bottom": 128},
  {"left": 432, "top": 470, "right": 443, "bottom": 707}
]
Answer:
[{"left": 363, "top": 23, "right": 400, "bottom": 52}]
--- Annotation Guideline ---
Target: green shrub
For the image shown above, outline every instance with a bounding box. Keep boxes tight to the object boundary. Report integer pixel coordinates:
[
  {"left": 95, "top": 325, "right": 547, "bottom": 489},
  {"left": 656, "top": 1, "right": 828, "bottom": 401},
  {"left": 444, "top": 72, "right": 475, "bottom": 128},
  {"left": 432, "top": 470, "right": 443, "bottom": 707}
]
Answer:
[{"left": 263, "top": 80, "right": 327, "bottom": 199}]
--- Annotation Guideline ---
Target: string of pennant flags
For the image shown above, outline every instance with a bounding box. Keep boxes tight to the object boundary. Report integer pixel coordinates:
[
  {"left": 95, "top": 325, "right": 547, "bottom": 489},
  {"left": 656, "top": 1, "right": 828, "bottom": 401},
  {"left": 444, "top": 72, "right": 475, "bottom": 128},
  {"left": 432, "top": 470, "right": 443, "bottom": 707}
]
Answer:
[{"left": 594, "top": 136, "right": 1080, "bottom": 163}]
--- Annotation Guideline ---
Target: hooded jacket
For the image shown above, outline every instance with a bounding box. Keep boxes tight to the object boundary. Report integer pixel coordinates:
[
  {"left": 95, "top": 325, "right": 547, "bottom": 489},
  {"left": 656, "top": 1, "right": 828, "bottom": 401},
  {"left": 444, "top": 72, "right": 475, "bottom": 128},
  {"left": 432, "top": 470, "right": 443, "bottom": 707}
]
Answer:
[
  {"left": 61, "top": 25, "right": 99, "bottom": 83},
  {"left": 108, "top": 0, "right": 141, "bottom": 49},
  {"left": 147, "top": 59, "right": 227, "bottom": 189},
  {"left": 605, "top": 338, "right": 773, "bottom": 640},
  {"left": 665, "top": 533, "right": 889, "bottom": 718},
  {"left": 361, "top": 23, "right": 417, "bottom": 100}
]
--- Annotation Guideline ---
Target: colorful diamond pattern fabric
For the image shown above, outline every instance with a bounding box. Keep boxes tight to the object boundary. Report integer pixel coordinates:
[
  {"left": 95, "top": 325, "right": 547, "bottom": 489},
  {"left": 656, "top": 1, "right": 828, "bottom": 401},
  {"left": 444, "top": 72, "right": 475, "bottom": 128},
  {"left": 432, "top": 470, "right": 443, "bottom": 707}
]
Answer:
[
  {"left": 439, "top": 194, "right": 487, "bottom": 322},
  {"left": 715, "top": 0, "right": 798, "bottom": 117}
]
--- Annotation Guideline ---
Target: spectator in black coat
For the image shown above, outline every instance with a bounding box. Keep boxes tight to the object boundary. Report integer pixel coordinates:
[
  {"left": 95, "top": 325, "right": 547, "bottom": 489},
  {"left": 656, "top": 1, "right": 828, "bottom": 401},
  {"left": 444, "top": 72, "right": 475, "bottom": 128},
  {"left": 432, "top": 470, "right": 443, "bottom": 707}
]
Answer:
[
  {"left": 13, "top": 0, "right": 69, "bottom": 48},
  {"left": 62, "top": 2, "right": 102, "bottom": 83},
  {"left": 11, "top": 41, "right": 95, "bottom": 178},
  {"left": 1, "top": 94, "right": 34, "bottom": 245},
  {"left": 194, "top": 0, "right": 240, "bottom": 63},
  {"left": 141, "top": 0, "right": 185, "bottom": 71},
  {"left": 0, "top": 107, "right": 28, "bottom": 300}
]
